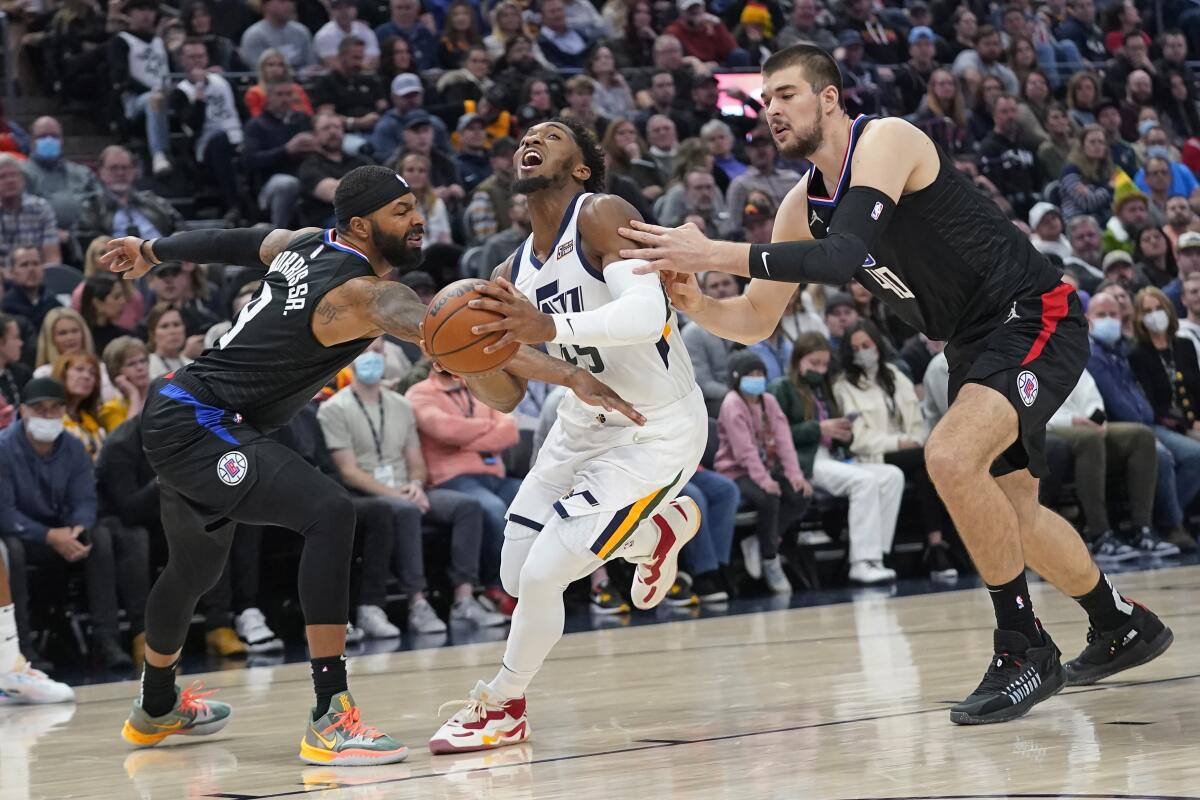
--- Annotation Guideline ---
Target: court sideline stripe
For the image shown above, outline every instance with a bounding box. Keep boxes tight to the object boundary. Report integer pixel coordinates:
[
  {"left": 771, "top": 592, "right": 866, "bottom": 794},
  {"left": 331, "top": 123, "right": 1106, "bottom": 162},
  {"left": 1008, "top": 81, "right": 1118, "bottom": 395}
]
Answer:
[{"left": 205, "top": 672, "right": 1200, "bottom": 799}]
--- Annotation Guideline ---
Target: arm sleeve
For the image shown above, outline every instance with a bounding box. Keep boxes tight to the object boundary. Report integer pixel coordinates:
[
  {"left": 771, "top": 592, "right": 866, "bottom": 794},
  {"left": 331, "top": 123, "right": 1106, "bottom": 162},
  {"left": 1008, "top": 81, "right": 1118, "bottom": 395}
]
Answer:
[
  {"left": 747, "top": 186, "right": 892, "bottom": 285},
  {"left": 151, "top": 227, "right": 272, "bottom": 269},
  {"left": 550, "top": 259, "right": 668, "bottom": 347}
]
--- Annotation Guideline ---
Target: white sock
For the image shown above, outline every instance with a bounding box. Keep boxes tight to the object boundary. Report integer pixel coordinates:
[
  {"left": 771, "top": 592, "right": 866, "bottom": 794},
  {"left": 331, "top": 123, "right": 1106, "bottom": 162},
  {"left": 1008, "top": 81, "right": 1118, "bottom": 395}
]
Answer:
[{"left": 0, "top": 604, "right": 20, "bottom": 672}]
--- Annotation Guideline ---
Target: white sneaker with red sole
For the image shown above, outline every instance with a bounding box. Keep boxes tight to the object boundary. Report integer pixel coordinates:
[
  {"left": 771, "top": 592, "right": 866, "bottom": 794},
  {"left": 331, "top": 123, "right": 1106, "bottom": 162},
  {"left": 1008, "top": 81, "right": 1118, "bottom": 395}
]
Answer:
[
  {"left": 429, "top": 680, "right": 530, "bottom": 755},
  {"left": 630, "top": 497, "right": 701, "bottom": 610}
]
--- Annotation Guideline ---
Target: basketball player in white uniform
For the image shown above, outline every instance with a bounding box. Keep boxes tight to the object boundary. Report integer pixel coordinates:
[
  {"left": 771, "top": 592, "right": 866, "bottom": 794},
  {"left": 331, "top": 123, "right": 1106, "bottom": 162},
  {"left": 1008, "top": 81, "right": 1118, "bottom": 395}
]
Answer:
[{"left": 428, "top": 118, "right": 709, "bottom": 754}]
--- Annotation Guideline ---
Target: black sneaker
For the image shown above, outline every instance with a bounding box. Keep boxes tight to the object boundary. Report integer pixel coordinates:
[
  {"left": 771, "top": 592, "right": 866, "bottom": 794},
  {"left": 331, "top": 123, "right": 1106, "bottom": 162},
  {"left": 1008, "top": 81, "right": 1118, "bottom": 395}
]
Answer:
[
  {"left": 693, "top": 571, "right": 729, "bottom": 604},
  {"left": 93, "top": 635, "right": 133, "bottom": 670},
  {"left": 923, "top": 541, "right": 958, "bottom": 581},
  {"left": 1064, "top": 601, "right": 1174, "bottom": 686},
  {"left": 1132, "top": 527, "right": 1180, "bottom": 558},
  {"left": 1089, "top": 530, "right": 1140, "bottom": 564},
  {"left": 664, "top": 572, "right": 699, "bottom": 607},
  {"left": 589, "top": 580, "right": 630, "bottom": 615},
  {"left": 950, "top": 627, "right": 1065, "bottom": 725}
]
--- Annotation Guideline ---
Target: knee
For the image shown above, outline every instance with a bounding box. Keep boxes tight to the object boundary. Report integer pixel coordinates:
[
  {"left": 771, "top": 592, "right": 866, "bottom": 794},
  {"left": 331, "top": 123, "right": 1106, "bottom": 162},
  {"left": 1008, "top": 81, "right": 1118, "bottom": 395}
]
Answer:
[
  {"left": 88, "top": 523, "right": 114, "bottom": 557},
  {"left": 500, "top": 554, "right": 522, "bottom": 597},
  {"left": 925, "top": 435, "right": 979, "bottom": 491},
  {"left": 308, "top": 492, "right": 357, "bottom": 541},
  {"left": 883, "top": 465, "right": 906, "bottom": 491}
]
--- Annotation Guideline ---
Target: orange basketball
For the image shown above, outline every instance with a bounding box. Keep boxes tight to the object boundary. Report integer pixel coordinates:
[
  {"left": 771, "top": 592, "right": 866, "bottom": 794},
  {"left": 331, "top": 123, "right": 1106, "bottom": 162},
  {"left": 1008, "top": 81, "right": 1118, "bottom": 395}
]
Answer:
[{"left": 423, "top": 279, "right": 521, "bottom": 375}]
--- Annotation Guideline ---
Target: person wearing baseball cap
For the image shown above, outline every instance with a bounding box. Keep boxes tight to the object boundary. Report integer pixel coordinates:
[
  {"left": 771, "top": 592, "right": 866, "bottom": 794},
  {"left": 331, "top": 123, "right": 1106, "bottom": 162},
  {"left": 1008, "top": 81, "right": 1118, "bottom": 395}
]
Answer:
[
  {"left": 824, "top": 291, "right": 860, "bottom": 349},
  {"left": 894, "top": 24, "right": 940, "bottom": 115},
  {"left": 1028, "top": 202, "right": 1071, "bottom": 261},
  {"left": 373, "top": 74, "right": 451, "bottom": 163},
  {"left": 665, "top": 0, "right": 740, "bottom": 67},
  {"left": 454, "top": 113, "right": 491, "bottom": 193}
]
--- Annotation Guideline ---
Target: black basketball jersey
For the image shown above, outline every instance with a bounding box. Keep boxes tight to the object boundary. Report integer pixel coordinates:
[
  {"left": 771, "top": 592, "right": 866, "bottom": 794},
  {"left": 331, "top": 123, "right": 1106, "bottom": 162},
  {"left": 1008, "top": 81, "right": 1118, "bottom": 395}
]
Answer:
[
  {"left": 807, "top": 115, "right": 1063, "bottom": 341},
  {"left": 183, "top": 229, "right": 376, "bottom": 431}
]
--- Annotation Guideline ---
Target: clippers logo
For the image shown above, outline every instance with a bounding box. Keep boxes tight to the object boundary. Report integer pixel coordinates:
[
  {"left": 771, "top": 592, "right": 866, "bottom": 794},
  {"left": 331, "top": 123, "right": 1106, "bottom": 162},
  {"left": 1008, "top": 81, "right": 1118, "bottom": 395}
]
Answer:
[
  {"left": 217, "top": 451, "right": 248, "bottom": 486},
  {"left": 871, "top": 202, "right": 883, "bottom": 220},
  {"left": 1016, "top": 594, "right": 1025, "bottom": 610},
  {"left": 557, "top": 240, "right": 575, "bottom": 260},
  {"left": 1017, "top": 371, "right": 1039, "bottom": 407}
]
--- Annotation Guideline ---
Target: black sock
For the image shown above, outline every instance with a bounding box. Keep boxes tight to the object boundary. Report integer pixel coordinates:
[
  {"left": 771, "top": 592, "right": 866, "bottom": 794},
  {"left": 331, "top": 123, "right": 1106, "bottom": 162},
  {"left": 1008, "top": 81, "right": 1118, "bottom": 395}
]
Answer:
[
  {"left": 1073, "top": 573, "right": 1134, "bottom": 631},
  {"left": 140, "top": 659, "right": 179, "bottom": 718},
  {"left": 986, "top": 571, "right": 1041, "bottom": 644},
  {"left": 311, "top": 654, "right": 348, "bottom": 718}
]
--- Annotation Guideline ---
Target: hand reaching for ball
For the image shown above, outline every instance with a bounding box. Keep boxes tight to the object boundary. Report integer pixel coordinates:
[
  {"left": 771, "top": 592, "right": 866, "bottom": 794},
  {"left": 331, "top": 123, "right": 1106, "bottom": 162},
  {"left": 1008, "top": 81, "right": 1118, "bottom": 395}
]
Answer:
[{"left": 468, "top": 277, "right": 557, "bottom": 352}]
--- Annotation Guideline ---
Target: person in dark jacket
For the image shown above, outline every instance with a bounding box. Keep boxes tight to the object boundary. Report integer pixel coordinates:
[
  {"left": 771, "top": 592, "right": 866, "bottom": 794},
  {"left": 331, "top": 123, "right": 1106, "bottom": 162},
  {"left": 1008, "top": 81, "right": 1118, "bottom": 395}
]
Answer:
[
  {"left": 0, "top": 378, "right": 149, "bottom": 669},
  {"left": 1087, "top": 292, "right": 1197, "bottom": 553},
  {"left": 242, "top": 82, "right": 319, "bottom": 227},
  {"left": 977, "top": 93, "right": 1043, "bottom": 219}
]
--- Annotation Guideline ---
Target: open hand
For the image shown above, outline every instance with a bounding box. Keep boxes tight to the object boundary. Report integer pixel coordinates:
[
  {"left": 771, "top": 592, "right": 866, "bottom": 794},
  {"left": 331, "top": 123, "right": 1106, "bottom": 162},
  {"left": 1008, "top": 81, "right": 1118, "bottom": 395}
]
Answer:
[
  {"left": 101, "top": 236, "right": 155, "bottom": 281},
  {"left": 468, "top": 276, "right": 556, "bottom": 351},
  {"left": 566, "top": 369, "right": 646, "bottom": 426},
  {"left": 617, "top": 220, "right": 716, "bottom": 275}
]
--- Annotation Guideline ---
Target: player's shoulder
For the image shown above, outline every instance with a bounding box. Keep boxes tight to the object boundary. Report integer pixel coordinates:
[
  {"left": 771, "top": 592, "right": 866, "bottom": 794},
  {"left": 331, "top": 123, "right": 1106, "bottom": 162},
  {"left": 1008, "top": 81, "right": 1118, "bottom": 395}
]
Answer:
[
  {"left": 579, "top": 192, "right": 643, "bottom": 231},
  {"left": 858, "top": 116, "right": 924, "bottom": 148}
]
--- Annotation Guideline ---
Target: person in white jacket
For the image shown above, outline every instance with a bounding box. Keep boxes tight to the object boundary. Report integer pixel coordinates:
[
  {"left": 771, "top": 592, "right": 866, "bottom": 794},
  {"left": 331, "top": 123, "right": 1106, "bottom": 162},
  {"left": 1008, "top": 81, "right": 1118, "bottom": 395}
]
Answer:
[
  {"left": 834, "top": 321, "right": 955, "bottom": 579},
  {"left": 1046, "top": 369, "right": 1159, "bottom": 563}
]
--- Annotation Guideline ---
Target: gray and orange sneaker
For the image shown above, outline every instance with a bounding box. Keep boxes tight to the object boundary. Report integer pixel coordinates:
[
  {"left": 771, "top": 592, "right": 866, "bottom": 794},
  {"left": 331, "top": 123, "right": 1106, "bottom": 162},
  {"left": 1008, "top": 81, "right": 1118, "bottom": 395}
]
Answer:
[
  {"left": 300, "top": 691, "right": 409, "bottom": 766},
  {"left": 121, "top": 680, "right": 232, "bottom": 747}
]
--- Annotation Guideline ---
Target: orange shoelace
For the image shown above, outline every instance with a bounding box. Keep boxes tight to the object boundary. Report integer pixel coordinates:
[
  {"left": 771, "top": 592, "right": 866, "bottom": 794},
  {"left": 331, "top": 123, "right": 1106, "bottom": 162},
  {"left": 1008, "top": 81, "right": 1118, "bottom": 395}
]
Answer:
[
  {"left": 324, "top": 706, "right": 381, "bottom": 741},
  {"left": 179, "top": 680, "right": 217, "bottom": 714}
]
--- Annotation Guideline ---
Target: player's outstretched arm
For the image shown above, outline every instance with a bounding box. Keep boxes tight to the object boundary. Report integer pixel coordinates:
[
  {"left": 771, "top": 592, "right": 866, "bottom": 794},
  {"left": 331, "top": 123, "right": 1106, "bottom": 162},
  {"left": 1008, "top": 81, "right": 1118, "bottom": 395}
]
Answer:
[
  {"left": 617, "top": 119, "right": 929, "bottom": 285},
  {"left": 468, "top": 195, "right": 670, "bottom": 351},
  {"left": 101, "top": 227, "right": 322, "bottom": 280}
]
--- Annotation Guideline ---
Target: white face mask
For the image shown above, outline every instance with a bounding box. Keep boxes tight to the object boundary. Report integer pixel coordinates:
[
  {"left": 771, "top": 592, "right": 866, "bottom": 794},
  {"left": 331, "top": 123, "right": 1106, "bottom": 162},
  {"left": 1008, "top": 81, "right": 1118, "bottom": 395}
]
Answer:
[
  {"left": 25, "top": 416, "right": 64, "bottom": 443},
  {"left": 1144, "top": 309, "right": 1170, "bottom": 334},
  {"left": 853, "top": 347, "right": 880, "bottom": 370}
]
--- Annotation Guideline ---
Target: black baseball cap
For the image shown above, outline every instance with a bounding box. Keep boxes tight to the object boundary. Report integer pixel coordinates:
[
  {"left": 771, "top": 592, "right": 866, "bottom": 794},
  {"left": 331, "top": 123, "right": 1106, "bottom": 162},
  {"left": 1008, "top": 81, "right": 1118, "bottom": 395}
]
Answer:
[{"left": 22, "top": 377, "right": 66, "bottom": 405}]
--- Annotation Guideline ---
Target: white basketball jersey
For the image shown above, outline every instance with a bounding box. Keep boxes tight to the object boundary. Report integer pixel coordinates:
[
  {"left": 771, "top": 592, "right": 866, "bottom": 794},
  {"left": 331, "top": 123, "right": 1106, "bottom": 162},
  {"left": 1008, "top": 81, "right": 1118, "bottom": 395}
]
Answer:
[{"left": 509, "top": 192, "right": 696, "bottom": 412}]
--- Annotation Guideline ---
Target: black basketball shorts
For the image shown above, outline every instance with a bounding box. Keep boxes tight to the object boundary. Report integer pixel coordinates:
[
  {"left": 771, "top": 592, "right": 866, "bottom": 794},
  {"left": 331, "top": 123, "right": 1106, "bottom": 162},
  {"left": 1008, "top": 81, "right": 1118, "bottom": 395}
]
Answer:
[
  {"left": 946, "top": 282, "right": 1089, "bottom": 479},
  {"left": 141, "top": 371, "right": 291, "bottom": 530}
]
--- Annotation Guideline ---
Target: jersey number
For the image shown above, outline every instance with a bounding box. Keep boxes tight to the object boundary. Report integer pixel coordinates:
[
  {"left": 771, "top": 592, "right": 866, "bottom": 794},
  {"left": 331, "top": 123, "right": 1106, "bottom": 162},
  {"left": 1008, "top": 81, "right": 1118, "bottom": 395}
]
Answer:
[
  {"left": 559, "top": 344, "right": 604, "bottom": 373},
  {"left": 864, "top": 265, "right": 915, "bottom": 300},
  {"left": 218, "top": 283, "right": 273, "bottom": 349}
]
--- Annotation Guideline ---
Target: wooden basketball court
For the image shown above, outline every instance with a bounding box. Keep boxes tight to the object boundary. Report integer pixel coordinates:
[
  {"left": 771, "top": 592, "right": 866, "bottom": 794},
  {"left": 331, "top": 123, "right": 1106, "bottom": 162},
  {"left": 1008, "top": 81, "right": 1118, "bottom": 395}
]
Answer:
[{"left": 6, "top": 564, "right": 1198, "bottom": 800}]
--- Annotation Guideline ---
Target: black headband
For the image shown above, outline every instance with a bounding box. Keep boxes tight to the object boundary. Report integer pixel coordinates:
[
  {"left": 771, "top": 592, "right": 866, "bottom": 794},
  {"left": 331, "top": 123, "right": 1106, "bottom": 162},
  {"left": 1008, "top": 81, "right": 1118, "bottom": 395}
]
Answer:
[{"left": 335, "top": 173, "right": 413, "bottom": 226}]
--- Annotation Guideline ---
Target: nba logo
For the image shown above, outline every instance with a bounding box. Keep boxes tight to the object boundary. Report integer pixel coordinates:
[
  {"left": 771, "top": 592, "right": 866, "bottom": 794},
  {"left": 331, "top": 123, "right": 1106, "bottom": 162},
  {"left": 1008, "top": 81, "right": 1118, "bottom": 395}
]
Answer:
[
  {"left": 217, "top": 451, "right": 249, "bottom": 486},
  {"left": 1017, "top": 371, "right": 1038, "bottom": 407},
  {"left": 871, "top": 202, "right": 883, "bottom": 220}
]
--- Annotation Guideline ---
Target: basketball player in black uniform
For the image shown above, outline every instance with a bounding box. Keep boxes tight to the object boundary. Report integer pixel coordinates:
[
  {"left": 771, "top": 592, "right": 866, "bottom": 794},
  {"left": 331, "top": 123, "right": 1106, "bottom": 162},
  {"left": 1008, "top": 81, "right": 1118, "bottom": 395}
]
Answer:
[
  {"left": 617, "top": 45, "right": 1174, "bottom": 725},
  {"left": 100, "top": 166, "right": 644, "bottom": 762}
]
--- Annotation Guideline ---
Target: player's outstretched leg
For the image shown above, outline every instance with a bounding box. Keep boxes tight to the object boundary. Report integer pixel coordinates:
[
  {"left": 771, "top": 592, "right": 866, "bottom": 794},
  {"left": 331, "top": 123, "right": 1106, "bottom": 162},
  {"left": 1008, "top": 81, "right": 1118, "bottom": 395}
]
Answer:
[
  {"left": 996, "top": 471, "right": 1174, "bottom": 687},
  {"left": 431, "top": 518, "right": 599, "bottom": 755},
  {"left": 627, "top": 496, "right": 701, "bottom": 610},
  {"left": 123, "top": 499, "right": 235, "bottom": 747},
  {"left": 926, "top": 386, "right": 1066, "bottom": 725}
]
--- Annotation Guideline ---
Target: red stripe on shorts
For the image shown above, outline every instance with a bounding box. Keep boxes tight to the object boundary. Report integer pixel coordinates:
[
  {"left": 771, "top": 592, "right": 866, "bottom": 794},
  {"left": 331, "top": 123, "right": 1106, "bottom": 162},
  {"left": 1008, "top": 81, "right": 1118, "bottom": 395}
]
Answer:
[{"left": 1021, "top": 283, "right": 1074, "bottom": 366}]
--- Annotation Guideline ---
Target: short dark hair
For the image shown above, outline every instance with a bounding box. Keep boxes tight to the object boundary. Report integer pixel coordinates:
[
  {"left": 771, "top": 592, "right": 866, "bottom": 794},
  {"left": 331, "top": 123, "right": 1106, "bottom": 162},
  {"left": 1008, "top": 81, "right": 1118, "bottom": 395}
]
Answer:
[
  {"left": 0, "top": 312, "right": 15, "bottom": 339},
  {"left": 552, "top": 116, "right": 606, "bottom": 193},
  {"left": 181, "top": 37, "right": 207, "bottom": 51},
  {"left": 762, "top": 44, "right": 844, "bottom": 109},
  {"left": 338, "top": 35, "right": 365, "bottom": 54},
  {"left": 976, "top": 24, "right": 1000, "bottom": 43}
]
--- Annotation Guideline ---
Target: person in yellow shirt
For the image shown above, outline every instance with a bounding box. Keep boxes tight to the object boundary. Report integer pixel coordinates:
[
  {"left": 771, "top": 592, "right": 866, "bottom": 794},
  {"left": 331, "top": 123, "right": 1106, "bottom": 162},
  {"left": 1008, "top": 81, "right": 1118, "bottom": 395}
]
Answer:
[
  {"left": 100, "top": 337, "right": 150, "bottom": 431},
  {"left": 51, "top": 353, "right": 107, "bottom": 461}
]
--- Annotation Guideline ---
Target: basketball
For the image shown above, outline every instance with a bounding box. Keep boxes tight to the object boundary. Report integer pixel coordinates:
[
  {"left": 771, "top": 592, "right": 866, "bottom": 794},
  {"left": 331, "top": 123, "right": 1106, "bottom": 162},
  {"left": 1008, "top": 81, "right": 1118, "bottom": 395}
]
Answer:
[{"left": 423, "top": 279, "right": 521, "bottom": 375}]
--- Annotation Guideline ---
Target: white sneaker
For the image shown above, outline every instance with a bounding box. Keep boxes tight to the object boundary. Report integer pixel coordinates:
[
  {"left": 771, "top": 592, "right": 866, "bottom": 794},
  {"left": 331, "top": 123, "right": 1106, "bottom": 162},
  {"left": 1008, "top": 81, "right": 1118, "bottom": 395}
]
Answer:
[
  {"left": 0, "top": 657, "right": 75, "bottom": 704},
  {"left": 797, "top": 530, "right": 833, "bottom": 546},
  {"left": 762, "top": 556, "right": 793, "bottom": 595},
  {"left": 429, "top": 680, "right": 529, "bottom": 755},
  {"left": 356, "top": 605, "right": 401, "bottom": 639},
  {"left": 234, "top": 607, "right": 284, "bottom": 653},
  {"left": 451, "top": 596, "right": 508, "bottom": 628},
  {"left": 848, "top": 561, "right": 895, "bottom": 585},
  {"left": 344, "top": 622, "right": 365, "bottom": 645},
  {"left": 740, "top": 536, "right": 762, "bottom": 579},
  {"left": 408, "top": 598, "right": 448, "bottom": 634},
  {"left": 869, "top": 561, "right": 897, "bottom": 581},
  {"left": 630, "top": 497, "right": 701, "bottom": 610},
  {"left": 151, "top": 152, "right": 172, "bottom": 176}
]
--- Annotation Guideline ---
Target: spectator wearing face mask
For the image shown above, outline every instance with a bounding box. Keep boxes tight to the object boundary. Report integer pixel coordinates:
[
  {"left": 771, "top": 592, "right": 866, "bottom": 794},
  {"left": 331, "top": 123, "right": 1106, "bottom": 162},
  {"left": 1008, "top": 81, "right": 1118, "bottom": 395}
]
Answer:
[
  {"left": 684, "top": 271, "right": 741, "bottom": 417},
  {"left": 714, "top": 351, "right": 811, "bottom": 595}
]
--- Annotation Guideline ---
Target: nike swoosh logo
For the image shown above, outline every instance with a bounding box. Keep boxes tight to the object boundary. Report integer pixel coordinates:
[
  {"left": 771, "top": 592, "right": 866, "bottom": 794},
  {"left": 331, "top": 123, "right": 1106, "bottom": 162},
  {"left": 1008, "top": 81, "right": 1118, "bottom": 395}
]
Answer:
[
  {"left": 760, "top": 252, "right": 771, "bottom": 276},
  {"left": 151, "top": 719, "right": 184, "bottom": 731},
  {"left": 312, "top": 728, "right": 338, "bottom": 749},
  {"left": 566, "top": 317, "right": 575, "bottom": 334}
]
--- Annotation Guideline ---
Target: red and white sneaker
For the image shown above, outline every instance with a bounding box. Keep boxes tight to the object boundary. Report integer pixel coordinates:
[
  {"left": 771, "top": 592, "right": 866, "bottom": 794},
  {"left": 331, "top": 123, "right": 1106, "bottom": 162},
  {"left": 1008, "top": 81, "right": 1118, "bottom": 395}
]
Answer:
[
  {"left": 630, "top": 497, "right": 701, "bottom": 610},
  {"left": 429, "top": 681, "right": 529, "bottom": 755}
]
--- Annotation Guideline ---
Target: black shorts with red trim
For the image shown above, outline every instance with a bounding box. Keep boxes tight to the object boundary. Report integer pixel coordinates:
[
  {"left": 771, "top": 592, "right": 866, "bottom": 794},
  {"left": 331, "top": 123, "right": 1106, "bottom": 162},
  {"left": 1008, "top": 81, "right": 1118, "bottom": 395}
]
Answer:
[{"left": 946, "top": 282, "right": 1088, "bottom": 478}]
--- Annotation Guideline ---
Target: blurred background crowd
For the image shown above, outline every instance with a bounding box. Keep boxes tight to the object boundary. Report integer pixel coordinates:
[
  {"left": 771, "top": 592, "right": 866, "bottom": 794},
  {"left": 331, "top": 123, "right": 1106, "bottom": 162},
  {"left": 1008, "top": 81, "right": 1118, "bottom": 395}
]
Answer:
[{"left": 2, "top": 0, "right": 1200, "bottom": 690}]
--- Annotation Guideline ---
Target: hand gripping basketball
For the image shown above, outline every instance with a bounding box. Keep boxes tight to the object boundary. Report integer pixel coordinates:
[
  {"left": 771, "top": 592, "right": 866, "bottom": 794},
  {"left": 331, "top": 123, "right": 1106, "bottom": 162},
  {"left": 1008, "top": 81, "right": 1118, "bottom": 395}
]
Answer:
[{"left": 467, "top": 277, "right": 557, "bottom": 351}]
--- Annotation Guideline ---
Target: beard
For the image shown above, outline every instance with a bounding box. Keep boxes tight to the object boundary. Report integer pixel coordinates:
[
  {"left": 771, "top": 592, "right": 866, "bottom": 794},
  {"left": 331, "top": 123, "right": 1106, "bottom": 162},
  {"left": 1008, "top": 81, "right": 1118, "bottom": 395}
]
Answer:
[
  {"left": 512, "top": 162, "right": 573, "bottom": 195},
  {"left": 778, "top": 115, "right": 823, "bottom": 160},
  {"left": 371, "top": 220, "right": 424, "bottom": 271}
]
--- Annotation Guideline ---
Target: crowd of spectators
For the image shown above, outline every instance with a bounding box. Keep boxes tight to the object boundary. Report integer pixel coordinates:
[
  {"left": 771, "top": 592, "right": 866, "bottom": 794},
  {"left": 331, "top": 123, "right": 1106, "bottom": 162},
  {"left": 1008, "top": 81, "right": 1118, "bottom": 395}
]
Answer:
[{"left": 4, "top": 0, "right": 1200, "bottom": 689}]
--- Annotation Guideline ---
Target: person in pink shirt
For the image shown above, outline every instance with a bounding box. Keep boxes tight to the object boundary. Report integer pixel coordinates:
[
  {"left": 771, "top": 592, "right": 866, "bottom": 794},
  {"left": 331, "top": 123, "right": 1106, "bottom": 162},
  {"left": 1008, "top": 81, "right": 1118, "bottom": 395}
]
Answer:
[
  {"left": 714, "top": 351, "right": 812, "bottom": 594},
  {"left": 408, "top": 367, "right": 521, "bottom": 581},
  {"left": 664, "top": 0, "right": 745, "bottom": 67}
]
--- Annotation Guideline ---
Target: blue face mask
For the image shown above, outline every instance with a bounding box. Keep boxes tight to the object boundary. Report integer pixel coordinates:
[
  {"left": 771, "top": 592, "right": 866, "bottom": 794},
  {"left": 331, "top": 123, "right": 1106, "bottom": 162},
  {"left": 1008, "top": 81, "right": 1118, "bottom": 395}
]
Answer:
[
  {"left": 33, "top": 136, "right": 61, "bottom": 163},
  {"left": 739, "top": 375, "right": 767, "bottom": 396},
  {"left": 353, "top": 352, "right": 386, "bottom": 384},
  {"left": 1091, "top": 316, "right": 1122, "bottom": 345},
  {"left": 1146, "top": 145, "right": 1171, "bottom": 160}
]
